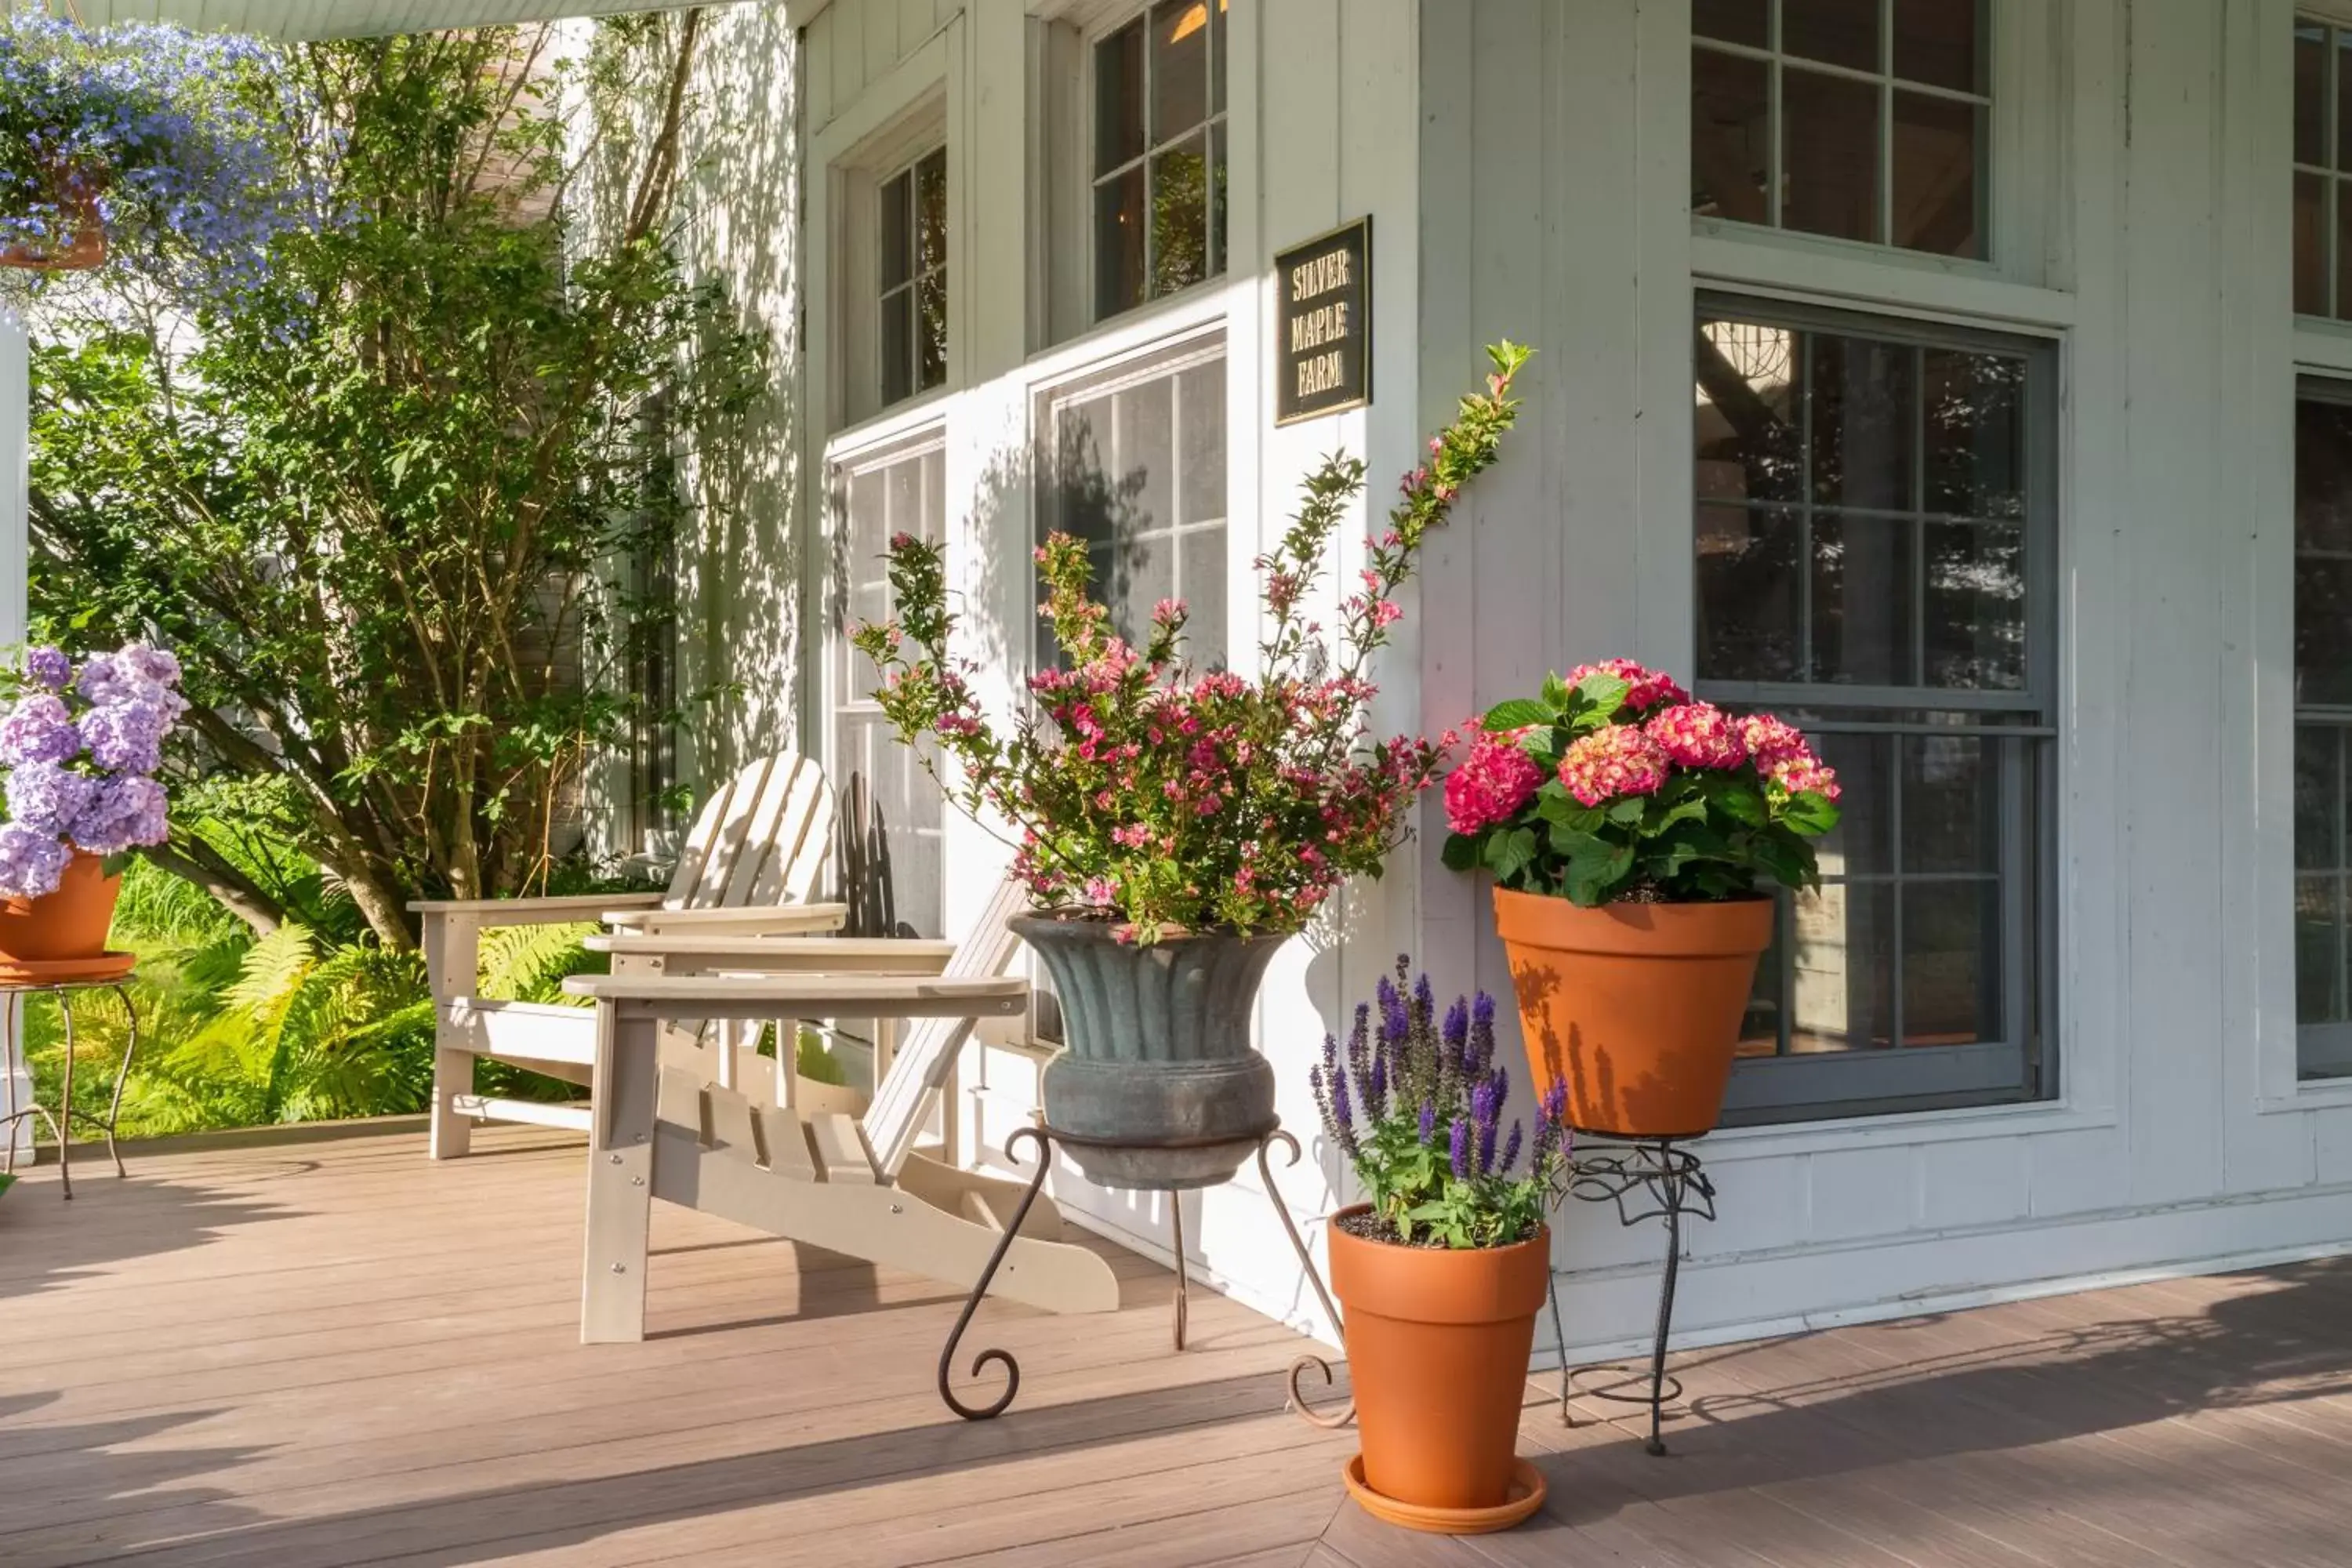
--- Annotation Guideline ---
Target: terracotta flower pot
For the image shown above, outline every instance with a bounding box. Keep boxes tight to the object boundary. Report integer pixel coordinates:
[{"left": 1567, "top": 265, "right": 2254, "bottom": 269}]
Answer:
[
  {"left": 1328, "top": 1205, "right": 1550, "bottom": 1525},
  {"left": 0, "top": 852, "right": 122, "bottom": 965},
  {"left": 0, "top": 175, "right": 106, "bottom": 272},
  {"left": 1493, "top": 886, "right": 1772, "bottom": 1139}
]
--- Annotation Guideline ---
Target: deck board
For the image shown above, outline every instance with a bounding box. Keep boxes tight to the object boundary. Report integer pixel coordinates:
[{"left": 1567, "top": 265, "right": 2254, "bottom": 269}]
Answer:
[{"left": 4, "top": 1127, "right": 2350, "bottom": 1566}]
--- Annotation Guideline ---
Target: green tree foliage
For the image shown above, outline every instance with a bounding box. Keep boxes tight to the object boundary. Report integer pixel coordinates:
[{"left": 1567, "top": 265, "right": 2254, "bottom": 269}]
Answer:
[{"left": 23, "top": 17, "right": 761, "bottom": 948}]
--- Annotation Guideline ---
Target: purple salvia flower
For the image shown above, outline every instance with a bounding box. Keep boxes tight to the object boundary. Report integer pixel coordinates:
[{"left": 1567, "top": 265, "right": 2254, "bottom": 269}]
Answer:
[
  {"left": 1367, "top": 1044, "right": 1388, "bottom": 1116},
  {"left": 0, "top": 694, "right": 82, "bottom": 767},
  {"left": 1417, "top": 1099, "right": 1436, "bottom": 1145},
  {"left": 0, "top": 822, "right": 72, "bottom": 899},
  {"left": 1450, "top": 1116, "right": 1472, "bottom": 1181},
  {"left": 1499, "top": 1121, "right": 1524, "bottom": 1175},
  {"left": 1442, "top": 996, "right": 1469, "bottom": 1077},
  {"left": 5, "top": 761, "right": 95, "bottom": 835},
  {"left": 1472, "top": 1076, "right": 1501, "bottom": 1174},
  {"left": 1469, "top": 990, "right": 1497, "bottom": 1077},
  {"left": 22, "top": 646, "right": 70, "bottom": 691},
  {"left": 1413, "top": 972, "right": 1435, "bottom": 1028}
]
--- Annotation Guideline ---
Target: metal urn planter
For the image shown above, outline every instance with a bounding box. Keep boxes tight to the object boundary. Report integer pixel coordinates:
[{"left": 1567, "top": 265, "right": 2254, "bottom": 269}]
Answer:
[{"left": 1012, "top": 914, "right": 1285, "bottom": 1190}]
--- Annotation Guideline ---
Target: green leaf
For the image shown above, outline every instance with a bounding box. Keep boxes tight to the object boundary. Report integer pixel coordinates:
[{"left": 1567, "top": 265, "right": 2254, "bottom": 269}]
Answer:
[
  {"left": 1779, "top": 790, "right": 1842, "bottom": 836},
  {"left": 1712, "top": 779, "right": 1768, "bottom": 827},
  {"left": 1440, "top": 833, "right": 1480, "bottom": 872},
  {"left": 1540, "top": 671, "right": 1571, "bottom": 710},
  {"left": 1482, "top": 698, "right": 1550, "bottom": 732}
]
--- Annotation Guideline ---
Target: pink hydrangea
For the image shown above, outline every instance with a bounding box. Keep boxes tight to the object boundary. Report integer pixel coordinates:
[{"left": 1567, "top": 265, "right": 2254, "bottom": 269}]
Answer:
[
  {"left": 1566, "top": 658, "right": 1688, "bottom": 713},
  {"left": 1558, "top": 726, "right": 1671, "bottom": 808},
  {"left": 1767, "top": 753, "right": 1842, "bottom": 802},
  {"left": 1644, "top": 702, "right": 1748, "bottom": 770},
  {"left": 1443, "top": 726, "right": 1544, "bottom": 834},
  {"left": 1737, "top": 713, "right": 1808, "bottom": 768}
]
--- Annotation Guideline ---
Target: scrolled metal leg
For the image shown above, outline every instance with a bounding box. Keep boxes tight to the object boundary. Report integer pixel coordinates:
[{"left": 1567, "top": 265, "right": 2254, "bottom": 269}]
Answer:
[
  {"left": 1549, "top": 1270, "right": 1571, "bottom": 1425},
  {"left": 100, "top": 982, "right": 135, "bottom": 1178},
  {"left": 1256, "top": 1128, "right": 1355, "bottom": 1430},
  {"left": 937, "top": 1124, "right": 1054, "bottom": 1421}
]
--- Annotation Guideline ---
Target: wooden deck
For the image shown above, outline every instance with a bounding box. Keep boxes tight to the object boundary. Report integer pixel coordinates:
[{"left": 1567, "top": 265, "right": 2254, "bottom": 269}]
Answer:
[{"left": 5, "top": 1127, "right": 2351, "bottom": 1567}]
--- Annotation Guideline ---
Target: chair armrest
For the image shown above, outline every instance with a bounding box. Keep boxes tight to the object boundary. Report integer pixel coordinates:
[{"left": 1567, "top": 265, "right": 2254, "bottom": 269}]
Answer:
[
  {"left": 564, "top": 971, "right": 1026, "bottom": 1019},
  {"left": 585, "top": 935, "right": 956, "bottom": 976},
  {"left": 601, "top": 902, "right": 848, "bottom": 938},
  {"left": 410, "top": 892, "right": 663, "bottom": 929}
]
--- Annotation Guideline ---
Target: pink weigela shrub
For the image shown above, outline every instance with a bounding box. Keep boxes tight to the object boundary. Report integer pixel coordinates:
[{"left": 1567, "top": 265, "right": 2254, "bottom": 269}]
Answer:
[{"left": 853, "top": 344, "right": 1533, "bottom": 942}]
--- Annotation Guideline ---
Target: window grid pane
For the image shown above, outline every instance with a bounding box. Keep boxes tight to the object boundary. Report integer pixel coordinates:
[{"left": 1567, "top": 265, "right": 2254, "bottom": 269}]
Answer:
[
  {"left": 2293, "top": 16, "right": 2352, "bottom": 321},
  {"left": 1094, "top": 2, "right": 1229, "bottom": 321},
  {"left": 880, "top": 147, "right": 948, "bottom": 407},
  {"left": 1697, "top": 305, "right": 2048, "bottom": 1122},
  {"left": 1691, "top": 0, "right": 1987, "bottom": 260},
  {"left": 833, "top": 441, "right": 949, "bottom": 938}
]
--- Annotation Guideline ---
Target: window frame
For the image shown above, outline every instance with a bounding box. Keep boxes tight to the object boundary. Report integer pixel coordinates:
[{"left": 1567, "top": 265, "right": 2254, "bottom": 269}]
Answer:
[
  {"left": 823, "top": 422, "right": 953, "bottom": 940},
  {"left": 1690, "top": 0, "right": 2059, "bottom": 293},
  {"left": 1029, "top": 322, "right": 1231, "bottom": 668},
  {"left": 876, "top": 143, "right": 950, "bottom": 410},
  {"left": 1693, "top": 290, "right": 2063, "bottom": 1125},
  {"left": 2290, "top": 376, "right": 2352, "bottom": 1079}
]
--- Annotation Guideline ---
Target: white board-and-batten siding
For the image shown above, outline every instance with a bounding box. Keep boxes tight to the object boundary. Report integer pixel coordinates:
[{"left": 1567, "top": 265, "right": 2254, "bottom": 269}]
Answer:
[{"left": 643, "top": 0, "right": 2352, "bottom": 1361}]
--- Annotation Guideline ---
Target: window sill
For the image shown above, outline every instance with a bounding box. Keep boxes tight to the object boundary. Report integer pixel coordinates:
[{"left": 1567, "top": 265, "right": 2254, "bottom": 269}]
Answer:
[
  {"left": 2293, "top": 316, "right": 2352, "bottom": 376},
  {"left": 1692, "top": 227, "right": 2077, "bottom": 332},
  {"left": 1025, "top": 278, "right": 1234, "bottom": 387},
  {"left": 2257, "top": 1077, "right": 2352, "bottom": 1116},
  {"left": 1693, "top": 1096, "right": 2114, "bottom": 1164},
  {"left": 825, "top": 390, "right": 954, "bottom": 461}
]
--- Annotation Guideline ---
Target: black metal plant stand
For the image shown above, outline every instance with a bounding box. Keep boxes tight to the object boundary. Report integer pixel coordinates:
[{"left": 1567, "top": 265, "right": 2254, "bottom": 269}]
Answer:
[
  {"left": 1548, "top": 1135, "right": 1716, "bottom": 1455},
  {"left": 0, "top": 978, "right": 140, "bottom": 1202},
  {"left": 938, "top": 1120, "right": 1344, "bottom": 1421}
]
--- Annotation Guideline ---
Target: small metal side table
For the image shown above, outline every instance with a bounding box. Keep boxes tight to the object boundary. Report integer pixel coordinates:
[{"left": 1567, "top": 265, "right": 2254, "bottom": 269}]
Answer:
[
  {"left": 938, "top": 1121, "right": 1342, "bottom": 1421},
  {"left": 0, "top": 976, "right": 140, "bottom": 1200},
  {"left": 1548, "top": 1135, "right": 1718, "bottom": 1455}
]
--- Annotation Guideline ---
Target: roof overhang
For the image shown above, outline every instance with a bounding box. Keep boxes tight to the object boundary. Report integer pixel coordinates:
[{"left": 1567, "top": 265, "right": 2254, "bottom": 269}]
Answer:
[{"left": 45, "top": 1, "right": 782, "bottom": 42}]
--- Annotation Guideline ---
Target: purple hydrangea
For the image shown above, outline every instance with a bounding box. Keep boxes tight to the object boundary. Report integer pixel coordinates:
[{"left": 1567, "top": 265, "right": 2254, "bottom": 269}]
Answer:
[
  {"left": 80, "top": 699, "right": 169, "bottom": 775},
  {"left": 22, "top": 646, "right": 71, "bottom": 691},
  {"left": 70, "top": 774, "right": 169, "bottom": 855},
  {"left": 0, "top": 694, "right": 83, "bottom": 767},
  {"left": 5, "top": 760, "right": 96, "bottom": 835},
  {"left": 0, "top": 822, "right": 74, "bottom": 900}
]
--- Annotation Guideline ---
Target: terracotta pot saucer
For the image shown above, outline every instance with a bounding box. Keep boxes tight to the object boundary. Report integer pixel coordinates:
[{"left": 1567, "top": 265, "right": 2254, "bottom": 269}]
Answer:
[
  {"left": 1342, "top": 1454, "right": 1546, "bottom": 1534},
  {"left": 0, "top": 950, "right": 136, "bottom": 987}
]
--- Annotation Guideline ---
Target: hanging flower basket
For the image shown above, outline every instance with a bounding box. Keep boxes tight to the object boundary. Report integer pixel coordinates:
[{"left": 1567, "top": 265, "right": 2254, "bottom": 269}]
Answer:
[{"left": 0, "top": 16, "right": 316, "bottom": 298}]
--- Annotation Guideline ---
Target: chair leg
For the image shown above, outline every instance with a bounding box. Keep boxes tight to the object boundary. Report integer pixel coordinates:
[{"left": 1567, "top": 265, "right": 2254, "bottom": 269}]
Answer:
[{"left": 430, "top": 1045, "right": 476, "bottom": 1160}]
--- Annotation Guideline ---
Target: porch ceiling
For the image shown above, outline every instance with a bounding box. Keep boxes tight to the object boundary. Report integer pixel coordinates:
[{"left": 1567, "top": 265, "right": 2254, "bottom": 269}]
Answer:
[{"left": 46, "top": 0, "right": 768, "bottom": 41}]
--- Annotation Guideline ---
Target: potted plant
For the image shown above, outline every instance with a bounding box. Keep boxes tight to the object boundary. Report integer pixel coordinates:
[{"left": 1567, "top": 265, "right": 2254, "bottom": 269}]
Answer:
[
  {"left": 0, "top": 15, "right": 313, "bottom": 292},
  {"left": 852, "top": 343, "right": 1530, "bottom": 1188},
  {"left": 1310, "top": 958, "right": 1568, "bottom": 1534},
  {"left": 1440, "top": 662, "right": 1841, "bottom": 1138},
  {"left": 0, "top": 642, "right": 184, "bottom": 975}
]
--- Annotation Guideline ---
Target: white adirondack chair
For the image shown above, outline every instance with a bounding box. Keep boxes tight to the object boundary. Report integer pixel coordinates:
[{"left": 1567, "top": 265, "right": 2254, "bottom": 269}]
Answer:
[
  {"left": 564, "top": 876, "right": 1120, "bottom": 1342},
  {"left": 414, "top": 750, "right": 844, "bottom": 1160}
]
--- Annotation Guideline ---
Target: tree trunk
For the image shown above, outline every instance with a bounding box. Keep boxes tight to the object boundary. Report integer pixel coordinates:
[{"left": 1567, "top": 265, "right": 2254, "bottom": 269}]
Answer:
[{"left": 140, "top": 844, "right": 286, "bottom": 938}]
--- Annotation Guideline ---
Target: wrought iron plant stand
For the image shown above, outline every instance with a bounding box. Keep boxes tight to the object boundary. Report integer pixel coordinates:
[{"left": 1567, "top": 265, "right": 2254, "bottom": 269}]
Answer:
[{"left": 938, "top": 1120, "right": 1342, "bottom": 1421}]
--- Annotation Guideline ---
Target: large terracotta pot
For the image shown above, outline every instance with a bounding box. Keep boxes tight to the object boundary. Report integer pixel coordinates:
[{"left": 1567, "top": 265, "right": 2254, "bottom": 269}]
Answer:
[
  {"left": 1328, "top": 1205, "right": 1549, "bottom": 1523},
  {"left": 0, "top": 852, "right": 123, "bottom": 964},
  {"left": 0, "top": 175, "right": 106, "bottom": 272},
  {"left": 1013, "top": 913, "right": 1284, "bottom": 1191},
  {"left": 1493, "top": 887, "right": 1772, "bottom": 1139}
]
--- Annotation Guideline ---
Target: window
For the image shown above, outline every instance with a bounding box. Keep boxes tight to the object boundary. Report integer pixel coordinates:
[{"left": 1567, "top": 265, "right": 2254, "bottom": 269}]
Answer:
[
  {"left": 2293, "top": 390, "right": 2352, "bottom": 1076},
  {"left": 832, "top": 435, "right": 949, "bottom": 938},
  {"left": 2295, "top": 17, "right": 2352, "bottom": 320},
  {"left": 1692, "top": 0, "right": 1988, "bottom": 259},
  {"left": 1035, "top": 336, "right": 1228, "bottom": 667},
  {"left": 879, "top": 147, "right": 947, "bottom": 407},
  {"left": 1693, "top": 301, "right": 2053, "bottom": 1121},
  {"left": 1093, "top": 1, "right": 1228, "bottom": 321}
]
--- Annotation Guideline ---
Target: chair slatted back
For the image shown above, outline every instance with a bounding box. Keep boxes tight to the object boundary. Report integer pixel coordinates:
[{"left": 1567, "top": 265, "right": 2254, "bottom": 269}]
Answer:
[
  {"left": 662, "top": 753, "right": 833, "bottom": 912},
  {"left": 858, "top": 876, "right": 1032, "bottom": 1181}
]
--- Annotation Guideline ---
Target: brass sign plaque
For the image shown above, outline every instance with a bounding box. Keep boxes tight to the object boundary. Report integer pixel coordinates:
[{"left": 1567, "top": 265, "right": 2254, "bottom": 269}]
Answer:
[{"left": 1273, "top": 216, "right": 1371, "bottom": 426}]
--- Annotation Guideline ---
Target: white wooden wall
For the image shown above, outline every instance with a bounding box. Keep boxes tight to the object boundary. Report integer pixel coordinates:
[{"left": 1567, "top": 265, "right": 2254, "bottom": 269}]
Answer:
[
  {"left": 677, "top": 0, "right": 2352, "bottom": 1359},
  {"left": 1416, "top": 0, "right": 2352, "bottom": 1362}
]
